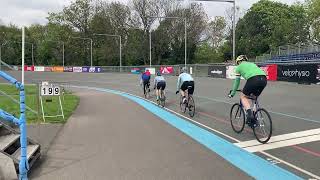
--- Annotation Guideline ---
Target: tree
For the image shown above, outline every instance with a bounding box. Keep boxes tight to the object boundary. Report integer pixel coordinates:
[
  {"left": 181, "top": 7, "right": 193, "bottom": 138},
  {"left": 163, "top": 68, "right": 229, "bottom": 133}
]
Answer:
[
  {"left": 206, "top": 16, "right": 227, "bottom": 49},
  {"left": 307, "top": 0, "right": 320, "bottom": 42},
  {"left": 235, "top": 0, "right": 310, "bottom": 57}
]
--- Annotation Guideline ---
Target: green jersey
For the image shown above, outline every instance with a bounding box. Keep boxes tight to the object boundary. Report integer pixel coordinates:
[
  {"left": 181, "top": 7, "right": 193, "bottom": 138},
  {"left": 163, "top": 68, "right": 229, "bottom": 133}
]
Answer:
[
  {"left": 235, "top": 61, "right": 266, "bottom": 80},
  {"left": 230, "top": 62, "right": 266, "bottom": 96}
]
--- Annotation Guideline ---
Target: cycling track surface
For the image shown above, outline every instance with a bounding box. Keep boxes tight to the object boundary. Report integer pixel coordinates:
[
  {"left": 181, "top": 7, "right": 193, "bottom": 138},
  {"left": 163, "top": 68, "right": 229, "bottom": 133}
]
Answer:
[{"left": 3, "top": 71, "right": 320, "bottom": 179}]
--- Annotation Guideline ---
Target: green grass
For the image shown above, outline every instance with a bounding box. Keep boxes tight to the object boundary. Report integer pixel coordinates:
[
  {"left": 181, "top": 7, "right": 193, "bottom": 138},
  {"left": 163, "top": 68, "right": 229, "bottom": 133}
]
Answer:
[{"left": 0, "top": 84, "right": 79, "bottom": 124}]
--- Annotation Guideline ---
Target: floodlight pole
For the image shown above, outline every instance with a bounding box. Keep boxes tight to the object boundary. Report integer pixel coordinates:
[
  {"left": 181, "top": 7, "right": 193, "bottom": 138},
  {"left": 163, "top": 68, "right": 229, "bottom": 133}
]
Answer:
[
  {"left": 22, "top": 27, "right": 25, "bottom": 85},
  {"left": 149, "top": 16, "right": 187, "bottom": 67},
  {"left": 70, "top": 37, "right": 93, "bottom": 66},
  {"left": 45, "top": 40, "right": 65, "bottom": 66},
  {"left": 189, "top": 0, "right": 236, "bottom": 61},
  {"left": 93, "top": 33, "right": 122, "bottom": 70}
]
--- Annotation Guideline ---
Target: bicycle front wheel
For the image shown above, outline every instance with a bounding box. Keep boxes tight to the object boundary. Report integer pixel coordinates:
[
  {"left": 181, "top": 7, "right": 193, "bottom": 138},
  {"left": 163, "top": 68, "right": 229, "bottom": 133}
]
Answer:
[
  {"left": 253, "top": 108, "right": 272, "bottom": 144},
  {"left": 188, "top": 96, "right": 195, "bottom": 117},
  {"left": 230, "top": 103, "right": 245, "bottom": 133}
]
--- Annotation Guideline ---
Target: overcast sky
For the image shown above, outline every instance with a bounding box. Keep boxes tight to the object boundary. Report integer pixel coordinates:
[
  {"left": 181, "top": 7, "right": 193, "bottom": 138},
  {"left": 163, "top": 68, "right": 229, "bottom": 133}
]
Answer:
[{"left": 0, "top": 0, "right": 304, "bottom": 27}]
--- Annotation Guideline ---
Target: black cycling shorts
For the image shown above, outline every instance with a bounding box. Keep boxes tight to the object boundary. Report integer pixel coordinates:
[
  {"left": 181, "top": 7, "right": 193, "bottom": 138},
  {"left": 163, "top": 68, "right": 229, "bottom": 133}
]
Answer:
[
  {"left": 156, "top": 81, "right": 166, "bottom": 90},
  {"left": 181, "top": 81, "right": 194, "bottom": 95},
  {"left": 243, "top": 75, "right": 267, "bottom": 97}
]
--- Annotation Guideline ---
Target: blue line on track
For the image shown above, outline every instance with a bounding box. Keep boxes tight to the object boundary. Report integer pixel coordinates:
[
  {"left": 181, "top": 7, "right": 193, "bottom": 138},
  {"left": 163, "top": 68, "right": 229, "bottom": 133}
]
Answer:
[{"left": 73, "top": 85, "right": 302, "bottom": 180}]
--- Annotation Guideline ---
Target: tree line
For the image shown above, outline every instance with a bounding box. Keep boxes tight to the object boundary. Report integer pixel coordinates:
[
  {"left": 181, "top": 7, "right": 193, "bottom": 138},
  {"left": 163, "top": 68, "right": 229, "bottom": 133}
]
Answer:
[{"left": 0, "top": 0, "right": 319, "bottom": 66}]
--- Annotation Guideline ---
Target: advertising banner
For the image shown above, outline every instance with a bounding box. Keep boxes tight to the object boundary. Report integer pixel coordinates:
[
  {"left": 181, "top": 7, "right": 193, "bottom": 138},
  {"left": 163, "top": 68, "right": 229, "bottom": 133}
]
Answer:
[
  {"left": 82, "top": 66, "right": 90, "bottom": 72},
  {"left": 208, "top": 65, "right": 226, "bottom": 78},
  {"left": 317, "top": 65, "right": 320, "bottom": 82},
  {"left": 73, "top": 67, "right": 83, "bottom": 73},
  {"left": 260, "top": 64, "right": 278, "bottom": 81},
  {"left": 44, "top": 67, "right": 53, "bottom": 72},
  {"left": 64, "top": 67, "right": 73, "bottom": 72},
  {"left": 226, "top": 66, "right": 237, "bottom": 79},
  {"left": 131, "top": 68, "right": 140, "bottom": 74},
  {"left": 277, "top": 64, "right": 318, "bottom": 83},
  {"left": 34, "top": 66, "right": 45, "bottom": 72},
  {"left": 94, "top": 67, "right": 102, "bottom": 73},
  {"left": 24, "top": 65, "right": 34, "bottom": 71},
  {"left": 160, "top": 66, "right": 174, "bottom": 74},
  {"left": 53, "top": 66, "right": 64, "bottom": 72},
  {"left": 145, "top": 68, "right": 156, "bottom": 75}
]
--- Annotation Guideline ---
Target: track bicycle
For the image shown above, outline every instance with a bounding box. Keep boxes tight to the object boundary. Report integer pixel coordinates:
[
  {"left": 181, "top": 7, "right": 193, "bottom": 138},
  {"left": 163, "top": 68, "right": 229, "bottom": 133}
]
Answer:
[{"left": 229, "top": 90, "right": 272, "bottom": 143}]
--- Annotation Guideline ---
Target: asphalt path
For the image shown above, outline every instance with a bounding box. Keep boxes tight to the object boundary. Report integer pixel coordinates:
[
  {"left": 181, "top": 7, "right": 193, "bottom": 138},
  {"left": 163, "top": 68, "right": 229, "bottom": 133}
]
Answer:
[{"left": 2, "top": 71, "right": 320, "bottom": 179}]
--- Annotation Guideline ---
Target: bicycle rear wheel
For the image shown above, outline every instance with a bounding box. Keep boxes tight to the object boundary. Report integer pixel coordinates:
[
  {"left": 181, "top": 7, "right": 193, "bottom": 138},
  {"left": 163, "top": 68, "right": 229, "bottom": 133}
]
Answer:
[
  {"left": 180, "top": 96, "right": 186, "bottom": 113},
  {"left": 230, "top": 103, "right": 245, "bottom": 133},
  {"left": 253, "top": 108, "right": 272, "bottom": 144},
  {"left": 188, "top": 96, "right": 195, "bottom": 117}
]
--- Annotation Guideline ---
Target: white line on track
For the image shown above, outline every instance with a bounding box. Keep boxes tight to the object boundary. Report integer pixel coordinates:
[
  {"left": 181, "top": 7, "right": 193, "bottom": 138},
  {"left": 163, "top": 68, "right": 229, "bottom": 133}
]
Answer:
[
  {"left": 245, "top": 134, "right": 320, "bottom": 152},
  {"left": 70, "top": 85, "right": 320, "bottom": 179},
  {"left": 236, "top": 128, "right": 320, "bottom": 148}
]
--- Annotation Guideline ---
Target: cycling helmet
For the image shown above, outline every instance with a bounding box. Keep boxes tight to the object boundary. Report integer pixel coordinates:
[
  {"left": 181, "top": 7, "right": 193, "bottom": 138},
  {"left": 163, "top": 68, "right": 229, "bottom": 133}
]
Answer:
[
  {"left": 236, "top": 55, "right": 248, "bottom": 65},
  {"left": 156, "top": 71, "right": 161, "bottom": 76},
  {"left": 181, "top": 67, "right": 187, "bottom": 73}
]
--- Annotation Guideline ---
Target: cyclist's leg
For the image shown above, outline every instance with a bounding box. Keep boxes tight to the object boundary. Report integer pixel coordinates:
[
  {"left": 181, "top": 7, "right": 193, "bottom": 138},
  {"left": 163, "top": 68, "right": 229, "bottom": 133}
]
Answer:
[
  {"left": 242, "top": 78, "right": 256, "bottom": 124},
  {"left": 162, "top": 82, "right": 166, "bottom": 96},
  {"left": 143, "top": 80, "right": 147, "bottom": 95},
  {"left": 156, "top": 83, "right": 160, "bottom": 100},
  {"left": 243, "top": 75, "right": 267, "bottom": 126},
  {"left": 180, "top": 81, "right": 187, "bottom": 101}
]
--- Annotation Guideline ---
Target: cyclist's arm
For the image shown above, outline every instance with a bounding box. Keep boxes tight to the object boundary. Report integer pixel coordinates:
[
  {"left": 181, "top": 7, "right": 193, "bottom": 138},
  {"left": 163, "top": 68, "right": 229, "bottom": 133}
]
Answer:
[
  {"left": 176, "top": 75, "right": 181, "bottom": 91},
  {"left": 231, "top": 75, "right": 240, "bottom": 96},
  {"left": 231, "top": 66, "right": 241, "bottom": 96}
]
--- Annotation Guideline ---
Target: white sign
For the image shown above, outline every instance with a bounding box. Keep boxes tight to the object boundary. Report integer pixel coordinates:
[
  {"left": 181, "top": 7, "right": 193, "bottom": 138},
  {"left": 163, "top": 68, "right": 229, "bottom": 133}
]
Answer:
[
  {"left": 41, "top": 81, "right": 49, "bottom": 86},
  {"left": 34, "top": 66, "right": 45, "bottom": 72},
  {"left": 226, "top": 66, "right": 244, "bottom": 80},
  {"left": 41, "top": 86, "right": 60, "bottom": 96},
  {"left": 145, "top": 68, "right": 155, "bottom": 75},
  {"left": 73, "top": 67, "right": 83, "bottom": 72}
]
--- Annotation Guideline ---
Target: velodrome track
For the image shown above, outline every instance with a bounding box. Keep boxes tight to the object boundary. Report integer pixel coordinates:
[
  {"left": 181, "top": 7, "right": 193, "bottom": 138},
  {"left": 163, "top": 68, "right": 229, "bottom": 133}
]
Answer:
[{"left": 3, "top": 71, "right": 320, "bottom": 179}]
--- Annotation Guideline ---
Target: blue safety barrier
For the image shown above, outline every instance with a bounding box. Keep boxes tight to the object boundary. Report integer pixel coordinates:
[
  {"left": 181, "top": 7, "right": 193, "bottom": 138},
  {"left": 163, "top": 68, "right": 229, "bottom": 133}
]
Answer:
[{"left": 0, "top": 71, "right": 28, "bottom": 180}]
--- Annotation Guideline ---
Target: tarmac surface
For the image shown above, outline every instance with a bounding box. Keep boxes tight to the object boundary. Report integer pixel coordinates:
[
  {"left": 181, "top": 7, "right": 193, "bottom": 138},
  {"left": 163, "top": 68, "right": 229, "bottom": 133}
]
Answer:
[
  {"left": 1, "top": 71, "right": 319, "bottom": 179},
  {"left": 30, "top": 90, "right": 250, "bottom": 180}
]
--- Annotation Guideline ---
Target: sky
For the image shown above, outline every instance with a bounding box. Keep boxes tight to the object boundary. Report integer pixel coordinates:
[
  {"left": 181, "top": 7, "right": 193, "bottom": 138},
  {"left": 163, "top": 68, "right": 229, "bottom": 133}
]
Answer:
[{"left": 0, "top": 0, "right": 304, "bottom": 27}]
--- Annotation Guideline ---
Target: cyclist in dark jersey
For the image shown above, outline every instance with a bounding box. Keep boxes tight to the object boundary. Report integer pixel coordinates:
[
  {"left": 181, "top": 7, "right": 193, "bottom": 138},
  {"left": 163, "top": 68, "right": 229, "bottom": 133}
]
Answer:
[{"left": 228, "top": 55, "right": 267, "bottom": 127}]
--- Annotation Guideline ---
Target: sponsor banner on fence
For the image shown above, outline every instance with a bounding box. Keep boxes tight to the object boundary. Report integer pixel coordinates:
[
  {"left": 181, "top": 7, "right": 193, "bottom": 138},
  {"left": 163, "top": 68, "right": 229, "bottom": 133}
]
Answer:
[
  {"left": 259, "top": 64, "right": 278, "bottom": 81},
  {"left": 34, "top": 66, "right": 44, "bottom": 72},
  {"left": 95, "top": 67, "right": 102, "bottom": 73},
  {"left": 208, "top": 65, "right": 226, "bottom": 78},
  {"left": 317, "top": 65, "right": 320, "bottom": 82},
  {"left": 226, "top": 66, "right": 237, "bottom": 79},
  {"left": 53, "top": 66, "right": 64, "bottom": 72},
  {"left": 73, "top": 67, "right": 83, "bottom": 73},
  {"left": 82, "top": 66, "right": 90, "bottom": 72},
  {"left": 44, "top": 67, "right": 53, "bottom": 72},
  {"left": 24, "top": 65, "right": 34, "bottom": 71},
  {"left": 131, "top": 68, "right": 140, "bottom": 74},
  {"left": 160, "top": 66, "right": 174, "bottom": 74},
  {"left": 64, "top": 67, "right": 73, "bottom": 72},
  {"left": 145, "top": 68, "right": 156, "bottom": 75},
  {"left": 277, "top": 64, "right": 318, "bottom": 83}
]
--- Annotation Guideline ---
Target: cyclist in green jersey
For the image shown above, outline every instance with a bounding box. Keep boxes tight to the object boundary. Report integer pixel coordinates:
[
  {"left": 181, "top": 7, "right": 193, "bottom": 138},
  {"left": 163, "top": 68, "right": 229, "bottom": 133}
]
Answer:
[{"left": 228, "top": 55, "right": 267, "bottom": 127}]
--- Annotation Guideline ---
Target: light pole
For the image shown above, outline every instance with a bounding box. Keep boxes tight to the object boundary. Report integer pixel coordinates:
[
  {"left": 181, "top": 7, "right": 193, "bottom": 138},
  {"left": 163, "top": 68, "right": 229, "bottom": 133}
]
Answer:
[
  {"left": 70, "top": 37, "right": 93, "bottom": 66},
  {"left": 149, "top": 16, "right": 187, "bottom": 68},
  {"left": 188, "top": 0, "right": 236, "bottom": 61},
  {"left": 93, "top": 33, "right": 122, "bottom": 70},
  {"left": 45, "top": 40, "right": 65, "bottom": 67}
]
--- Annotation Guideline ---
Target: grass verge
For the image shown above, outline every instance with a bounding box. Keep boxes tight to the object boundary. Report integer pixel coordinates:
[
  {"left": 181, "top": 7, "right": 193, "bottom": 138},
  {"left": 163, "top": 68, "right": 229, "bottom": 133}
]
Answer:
[{"left": 0, "top": 84, "right": 79, "bottom": 124}]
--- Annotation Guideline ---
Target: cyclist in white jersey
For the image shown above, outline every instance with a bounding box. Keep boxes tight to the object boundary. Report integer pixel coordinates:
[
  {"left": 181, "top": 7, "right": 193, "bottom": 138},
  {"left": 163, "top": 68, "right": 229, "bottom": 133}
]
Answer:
[
  {"left": 176, "top": 67, "right": 194, "bottom": 103},
  {"left": 153, "top": 71, "right": 166, "bottom": 101}
]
